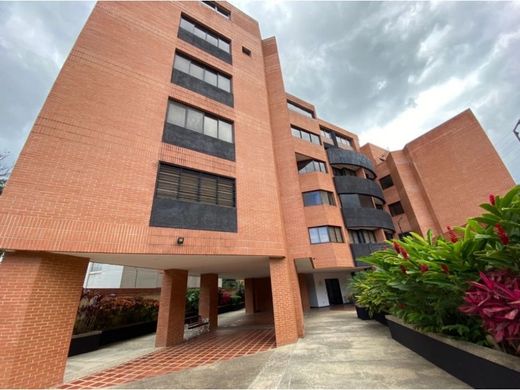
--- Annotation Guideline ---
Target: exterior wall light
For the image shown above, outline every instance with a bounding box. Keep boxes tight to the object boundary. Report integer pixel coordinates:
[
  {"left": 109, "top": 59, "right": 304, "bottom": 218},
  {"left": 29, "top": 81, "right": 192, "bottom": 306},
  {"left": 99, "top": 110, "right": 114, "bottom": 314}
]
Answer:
[{"left": 177, "top": 237, "right": 184, "bottom": 245}]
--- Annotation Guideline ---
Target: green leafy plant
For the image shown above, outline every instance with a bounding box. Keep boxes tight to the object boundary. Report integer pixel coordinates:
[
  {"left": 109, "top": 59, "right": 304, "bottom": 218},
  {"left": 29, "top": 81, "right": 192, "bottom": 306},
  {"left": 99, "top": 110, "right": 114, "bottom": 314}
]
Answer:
[
  {"left": 74, "top": 291, "right": 159, "bottom": 334},
  {"left": 350, "top": 185, "right": 520, "bottom": 352},
  {"left": 185, "top": 288, "right": 200, "bottom": 314}
]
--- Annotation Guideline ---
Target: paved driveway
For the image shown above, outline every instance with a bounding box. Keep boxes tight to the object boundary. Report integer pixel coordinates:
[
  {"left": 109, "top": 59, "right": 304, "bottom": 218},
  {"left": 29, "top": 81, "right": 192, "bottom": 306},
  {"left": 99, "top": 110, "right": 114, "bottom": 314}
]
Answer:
[{"left": 117, "top": 307, "right": 468, "bottom": 389}]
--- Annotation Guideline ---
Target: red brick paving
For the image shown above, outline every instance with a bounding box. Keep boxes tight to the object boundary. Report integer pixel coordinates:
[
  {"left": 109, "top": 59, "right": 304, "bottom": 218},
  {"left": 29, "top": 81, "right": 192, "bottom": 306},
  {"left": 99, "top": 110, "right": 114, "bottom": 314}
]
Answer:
[{"left": 58, "top": 329, "right": 275, "bottom": 389}]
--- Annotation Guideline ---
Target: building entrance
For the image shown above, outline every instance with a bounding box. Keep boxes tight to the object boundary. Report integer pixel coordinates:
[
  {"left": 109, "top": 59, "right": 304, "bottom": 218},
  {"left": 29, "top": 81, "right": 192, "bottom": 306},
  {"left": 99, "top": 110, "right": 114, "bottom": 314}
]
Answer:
[{"left": 325, "top": 279, "right": 343, "bottom": 305}]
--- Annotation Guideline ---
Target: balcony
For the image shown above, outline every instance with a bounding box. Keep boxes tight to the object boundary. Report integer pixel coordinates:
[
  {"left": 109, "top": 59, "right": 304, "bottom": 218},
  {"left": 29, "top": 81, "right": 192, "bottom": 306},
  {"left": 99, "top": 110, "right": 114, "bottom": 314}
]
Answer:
[
  {"left": 350, "top": 242, "right": 389, "bottom": 260},
  {"left": 341, "top": 207, "right": 395, "bottom": 231},
  {"left": 333, "top": 176, "right": 384, "bottom": 202},
  {"left": 326, "top": 146, "right": 376, "bottom": 179}
]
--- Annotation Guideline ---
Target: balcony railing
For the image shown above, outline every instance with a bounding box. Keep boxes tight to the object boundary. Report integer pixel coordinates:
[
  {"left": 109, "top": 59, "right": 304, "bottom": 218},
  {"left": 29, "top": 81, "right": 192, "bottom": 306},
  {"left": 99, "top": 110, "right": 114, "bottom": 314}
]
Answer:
[
  {"left": 326, "top": 146, "right": 376, "bottom": 179},
  {"left": 350, "top": 242, "right": 389, "bottom": 259},
  {"left": 333, "top": 176, "right": 385, "bottom": 202},
  {"left": 341, "top": 207, "right": 395, "bottom": 231}
]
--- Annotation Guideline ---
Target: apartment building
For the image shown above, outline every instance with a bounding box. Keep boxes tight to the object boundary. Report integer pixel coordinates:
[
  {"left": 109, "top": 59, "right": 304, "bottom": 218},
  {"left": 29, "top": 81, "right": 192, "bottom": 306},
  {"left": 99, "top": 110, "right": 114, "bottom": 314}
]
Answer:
[{"left": 0, "top": 2, "right": 514, "bottom": 388}]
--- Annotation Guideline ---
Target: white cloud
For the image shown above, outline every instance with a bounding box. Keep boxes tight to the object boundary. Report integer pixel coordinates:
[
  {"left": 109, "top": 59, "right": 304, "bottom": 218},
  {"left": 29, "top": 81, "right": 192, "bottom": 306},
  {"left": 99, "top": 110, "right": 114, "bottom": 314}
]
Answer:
[{"left": 359, "top": 73, "right": 479, "bottom": 150}]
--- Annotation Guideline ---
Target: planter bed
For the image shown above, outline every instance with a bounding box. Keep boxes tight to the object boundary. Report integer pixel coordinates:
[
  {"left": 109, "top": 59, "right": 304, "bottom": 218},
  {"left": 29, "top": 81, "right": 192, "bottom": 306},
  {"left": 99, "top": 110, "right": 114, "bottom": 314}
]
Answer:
[
  {"left": 69, "top": 304, "right": 245, "bottom": 357},
  {"left": 387, "top": 315, "right": 520, "bottom": 389},
  {"left": 218, "top": 303, "right": 245, "bottom": 314},
  {"left": 355, "top": 305, "right": 387, "bottom": 325},
  {"left": 69, "top": 321, "right": 157, "bottom": 357}
]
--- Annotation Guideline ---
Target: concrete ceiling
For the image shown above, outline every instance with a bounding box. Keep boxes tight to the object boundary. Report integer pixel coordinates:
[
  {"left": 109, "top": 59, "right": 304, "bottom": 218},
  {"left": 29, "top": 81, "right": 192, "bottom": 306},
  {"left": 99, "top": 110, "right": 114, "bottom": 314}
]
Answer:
[{"left": 59, "top": 252, "right": 271, "bottom": 279}]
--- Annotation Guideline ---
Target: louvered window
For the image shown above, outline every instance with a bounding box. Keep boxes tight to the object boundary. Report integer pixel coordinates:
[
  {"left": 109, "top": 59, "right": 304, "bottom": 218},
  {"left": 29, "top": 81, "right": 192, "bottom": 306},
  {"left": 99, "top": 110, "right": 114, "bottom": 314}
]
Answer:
[{"left": 156, "top": 163, "right": 235, "bottom": 207}]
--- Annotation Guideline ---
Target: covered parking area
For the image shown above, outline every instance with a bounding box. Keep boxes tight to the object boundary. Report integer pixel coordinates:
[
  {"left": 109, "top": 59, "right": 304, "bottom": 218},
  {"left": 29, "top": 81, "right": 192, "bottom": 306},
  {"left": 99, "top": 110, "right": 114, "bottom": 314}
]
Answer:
[{"left": 0, "top": 250, "right": 304, "bottom": 388}]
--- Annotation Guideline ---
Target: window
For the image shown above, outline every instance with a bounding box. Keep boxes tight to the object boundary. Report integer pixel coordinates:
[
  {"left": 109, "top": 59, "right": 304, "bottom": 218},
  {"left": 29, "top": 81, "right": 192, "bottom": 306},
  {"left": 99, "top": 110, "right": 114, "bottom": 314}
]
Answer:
[
  {"left": 379, "top": 175, "right": 394, "bottom": 190},
  {"left": 202, "top": 1, "right": 230, "bottom": 18},
  {"left": 348, "top": 229, "right": 377, "bottom": 244},
  {"left": 242, "top": 46, "right": 251, "bottom": 56},
  {"left": 156, "top": 163, "right": 235, "bottom": 207},
  {"left": 336, "top": 135, "right": 353, "bottom": 149},
  {"left": 287, "top": 101, "right": 314, "bottom": 118},
  {"left": 340, "top": 194, "right": 375, "bottom": 209},
  {"left": 179, "top": 16, "right": 231, "bottom": 54},
  {"left": 333, "top": 167, "right": 357, "bottom": 177},
  {"left": 174, "top": 53, "right": 231, "bottom": 93},
  {"left": 291, "top": 126, "right": 320, "bottom": 145},
  {"left": 320, "top": 128, "right": 333, "bottom": 141},
  {"left": 297, "top": 159, "right": 327, "bottom": 174},
  {"left": 309, "top": 226, "right": 344, "bottom": 244},
  {"left": 303, "top": 191, "right": 336, "bottom": 206},
  {"left": 384, "top": 230, "right": 394, "bottom": 240},
  {"left": 388, "top": 201, "right": 405, "bottom": 216},
  {"left": 166, "top": 101, "right": 233, "bottom": 143}
]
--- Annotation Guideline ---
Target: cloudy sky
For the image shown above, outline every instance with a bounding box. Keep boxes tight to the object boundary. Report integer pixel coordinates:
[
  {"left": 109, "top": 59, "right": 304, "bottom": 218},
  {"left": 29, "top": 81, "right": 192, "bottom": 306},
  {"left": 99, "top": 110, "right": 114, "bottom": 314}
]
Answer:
[{"left": 1, "top": 1, "right": 519, "bottom": 182}]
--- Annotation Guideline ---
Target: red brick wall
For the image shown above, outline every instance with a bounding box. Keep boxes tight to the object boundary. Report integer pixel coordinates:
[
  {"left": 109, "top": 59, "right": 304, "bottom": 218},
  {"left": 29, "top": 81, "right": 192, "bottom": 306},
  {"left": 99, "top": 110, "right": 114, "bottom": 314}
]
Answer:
[
  {"left": 364, "top": 109, "right": 515, "bottom": 236},
  {"left": 155, "top": 269, "right": 188, "bottom": 347},
  {"left": 0, "top": 1, "right": 286, "bottom": 260},
  {"left": 199, "top": 273, "right": 218, "bottom": 329},
  {"left": 403, "top": 109, "right": 515, "bottom": 233},
  {"left": 0, "top": 252, "right": 88, "bottom": 388}
]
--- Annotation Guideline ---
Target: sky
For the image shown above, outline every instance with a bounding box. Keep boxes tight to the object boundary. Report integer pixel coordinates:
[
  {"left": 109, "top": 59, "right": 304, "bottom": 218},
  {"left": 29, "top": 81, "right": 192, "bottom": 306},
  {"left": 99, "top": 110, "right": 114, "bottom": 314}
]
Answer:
[{"left": 0, "top": 1, "right": 519, "bottom": 182}]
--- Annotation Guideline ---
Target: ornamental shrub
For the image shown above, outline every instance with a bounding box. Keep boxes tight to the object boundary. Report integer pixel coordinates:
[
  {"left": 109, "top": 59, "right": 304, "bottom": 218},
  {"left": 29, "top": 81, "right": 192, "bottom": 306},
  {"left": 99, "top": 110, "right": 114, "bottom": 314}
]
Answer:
[
  {"left": 351, "top": 185, "right": 520, "bottom": 354},
  {"left": 460, "top": 270, "right": 520, "bottom": 355}
]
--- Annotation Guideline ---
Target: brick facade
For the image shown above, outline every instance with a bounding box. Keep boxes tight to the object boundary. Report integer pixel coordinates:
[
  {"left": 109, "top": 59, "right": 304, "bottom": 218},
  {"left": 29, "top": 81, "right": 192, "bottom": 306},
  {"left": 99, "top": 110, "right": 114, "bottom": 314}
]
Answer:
[
  {"left": 155, "top": 269, "right": 188, "bottom": 347},
  {"left": 0, "top": 252, "right": 88, "bottom": 388},
  {"left": 0, "top": 1, "right": 515, "bottom": 387}
]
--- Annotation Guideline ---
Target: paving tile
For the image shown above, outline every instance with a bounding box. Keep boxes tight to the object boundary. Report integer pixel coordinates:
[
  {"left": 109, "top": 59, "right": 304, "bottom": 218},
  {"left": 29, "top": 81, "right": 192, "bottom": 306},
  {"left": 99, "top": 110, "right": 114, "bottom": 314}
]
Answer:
[{"left": 58, "top": 329, "right": 276, "bottom": 389}]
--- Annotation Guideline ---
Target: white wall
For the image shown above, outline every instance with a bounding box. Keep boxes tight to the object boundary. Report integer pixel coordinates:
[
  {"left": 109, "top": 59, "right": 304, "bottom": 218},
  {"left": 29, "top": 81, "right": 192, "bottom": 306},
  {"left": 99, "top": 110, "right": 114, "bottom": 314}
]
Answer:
[
  {"left": 83, "top": 263, "right": 124, "bottom": 288},
  {"left": 84, "top": 263, "right": 226, "bottom": 289},
  {"left": 120, "top": 267, "right": 163, "bottom": 288},
  {"left": 307, "top": 271, "right": 353, "bottom": 307}
]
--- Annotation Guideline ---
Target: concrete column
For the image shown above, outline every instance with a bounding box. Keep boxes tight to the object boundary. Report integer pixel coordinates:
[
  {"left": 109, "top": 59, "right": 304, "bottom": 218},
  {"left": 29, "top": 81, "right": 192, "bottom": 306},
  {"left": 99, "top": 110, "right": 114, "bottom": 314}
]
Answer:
[
  {"left": 155, "top": 269, "right": 188, "bottom": 347},
  {"left": 0, "top": 251, "right": 89, "bottom": 388},
  {"left": 375, "top": 228, "right": 387, "bottom": 242},
  {"left": 269, "top": 257, "right": 303, "bottom": 346},
  {"left": 244, "top": 278, "right": 255, "bottom": 314},
  {"left": 199, "top": 273, "right": 218, "bottom": 330},
  {"left": 298, "top": 274, "right": 311, "bottom": 312}
]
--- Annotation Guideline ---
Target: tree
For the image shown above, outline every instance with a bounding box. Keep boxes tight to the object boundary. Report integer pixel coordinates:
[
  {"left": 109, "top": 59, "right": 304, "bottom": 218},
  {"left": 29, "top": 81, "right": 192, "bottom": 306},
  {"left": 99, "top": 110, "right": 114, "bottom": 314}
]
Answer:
[{"left": 0, "top": 152, "right": 12, "bottom": 194}]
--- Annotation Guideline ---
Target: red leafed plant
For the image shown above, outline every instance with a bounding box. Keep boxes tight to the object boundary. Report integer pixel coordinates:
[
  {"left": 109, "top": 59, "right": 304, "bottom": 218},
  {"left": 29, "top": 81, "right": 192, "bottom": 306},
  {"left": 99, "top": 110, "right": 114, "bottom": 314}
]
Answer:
[{"left": 459, "top": 270, "right": 520, "bottom": 355}]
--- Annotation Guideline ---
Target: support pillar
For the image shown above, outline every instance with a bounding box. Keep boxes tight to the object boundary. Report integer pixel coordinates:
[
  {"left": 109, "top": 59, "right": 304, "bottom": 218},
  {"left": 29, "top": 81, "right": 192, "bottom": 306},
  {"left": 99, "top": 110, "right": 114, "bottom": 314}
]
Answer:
[
  {"left": 0, "top": 251, "right": 89, "bottom": 388},
  {"left": 269, "top": 257, "right": 304, "bottom": 346},
  {"left": 244, "top": 278, "right": 255, "bottom": 314},
  {"left": 199, "top": 273, "right": 218, "bottom": 330},
  {"left": 298, "top": 274, "right": 311, "bottom": 312},
  {"left": 155, "top": 269, "right": 188, "bottom": 347}
]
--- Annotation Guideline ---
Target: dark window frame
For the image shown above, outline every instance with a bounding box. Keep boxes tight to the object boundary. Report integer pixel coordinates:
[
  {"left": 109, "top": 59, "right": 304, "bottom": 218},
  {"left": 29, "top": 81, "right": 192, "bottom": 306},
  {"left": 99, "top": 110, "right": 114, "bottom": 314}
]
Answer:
[
  {"left": 291, "top": 126, "right": 321, "bottom": 145},
  {"left": 388, "top": 201, "right": 405, "bottom": 216},
  {"left": 380, "top": 175, "right": 394, "bottom": 190},
  {"left": 287, "top": 100, "right": 315, "bottom": 118},
  {"left": 302, "top": 190, "right": 336, "bottom": 207},
  {"left": 155, "top": 162, "right": 236, "bottom": 208},
  {"left": 202, "top": 1, "right": 230, "bottom": 18},
  {"left": 308, "top": 226, "right": 344, "bottom": 244},
  {"left": 297, "top": 159, "right": 328, "bottom": 174},
  {"left": 173, "top": 52, "right": 232, "bottom": 93},
  {"left": 179, "top": 14, "right": 231, "bottom": 54},
  {"left": 348, "top": 229, "right": 377, "bottom": 244},
  {"left": 165, "top": 99, "right": 234, "bottom": 144}
]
